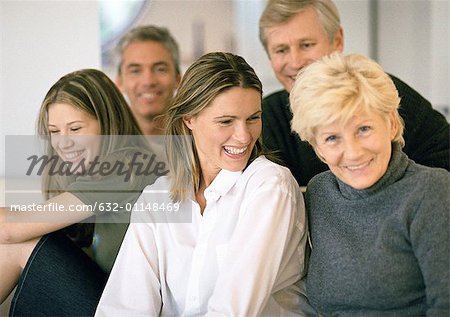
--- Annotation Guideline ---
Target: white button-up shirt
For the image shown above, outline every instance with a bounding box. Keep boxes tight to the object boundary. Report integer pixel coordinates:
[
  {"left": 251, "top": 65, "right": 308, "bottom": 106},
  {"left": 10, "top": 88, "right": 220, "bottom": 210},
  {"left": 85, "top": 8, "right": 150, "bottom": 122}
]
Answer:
[{"left": 96, "top": 156, "right": 308, "bottom": 317}]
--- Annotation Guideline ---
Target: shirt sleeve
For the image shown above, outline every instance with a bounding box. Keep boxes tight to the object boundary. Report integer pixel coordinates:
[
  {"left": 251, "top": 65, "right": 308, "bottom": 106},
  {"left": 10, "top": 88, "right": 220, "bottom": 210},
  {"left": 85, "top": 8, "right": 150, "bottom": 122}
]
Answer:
[
  {"left": 95, "top": 192, "right": 162, "bottom": 317},
  {"left": 206, "top": 169, "right": 308, "bottom": 316}
]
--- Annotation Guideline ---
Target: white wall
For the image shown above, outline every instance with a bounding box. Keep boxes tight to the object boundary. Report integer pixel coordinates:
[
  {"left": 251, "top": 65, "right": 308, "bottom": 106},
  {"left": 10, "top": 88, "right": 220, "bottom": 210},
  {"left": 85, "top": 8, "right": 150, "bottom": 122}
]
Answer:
[
  {"left": 1, "top": 0, "right": 448, "bottom": 182},
  {"left": 378, "top": 0, "right": 449, "bottom": 116},
  {"left": 338, "top": 0, "right": 449, "bottom": 117},
  {"left": 0, "top": 0, "right": 101, "bottom": 178}
]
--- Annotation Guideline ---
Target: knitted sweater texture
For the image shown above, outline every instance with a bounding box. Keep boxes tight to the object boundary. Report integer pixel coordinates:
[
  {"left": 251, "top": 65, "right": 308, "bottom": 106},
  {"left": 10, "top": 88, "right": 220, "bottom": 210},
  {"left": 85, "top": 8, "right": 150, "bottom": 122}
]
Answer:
[{"left": 305, "top": 144, "right": 449, "bottom": 316}]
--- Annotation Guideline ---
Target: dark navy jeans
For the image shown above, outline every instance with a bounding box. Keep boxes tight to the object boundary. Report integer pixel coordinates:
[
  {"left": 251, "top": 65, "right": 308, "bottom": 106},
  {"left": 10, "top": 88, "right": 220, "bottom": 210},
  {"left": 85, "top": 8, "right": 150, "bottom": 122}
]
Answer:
[{"left": 9, "top": 231, "right": 107, "bottom": 316}]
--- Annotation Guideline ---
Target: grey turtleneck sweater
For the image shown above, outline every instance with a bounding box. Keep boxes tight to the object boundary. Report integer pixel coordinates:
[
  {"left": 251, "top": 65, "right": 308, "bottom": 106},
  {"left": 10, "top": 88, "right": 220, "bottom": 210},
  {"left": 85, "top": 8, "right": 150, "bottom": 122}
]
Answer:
[{"left": 305, "top": 143, "right": 449, "bottom": 316}]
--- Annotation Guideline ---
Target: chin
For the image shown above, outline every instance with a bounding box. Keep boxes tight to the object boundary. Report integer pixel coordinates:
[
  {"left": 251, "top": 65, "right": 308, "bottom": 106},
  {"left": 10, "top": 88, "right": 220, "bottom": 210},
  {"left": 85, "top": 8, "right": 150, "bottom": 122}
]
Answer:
[{"left": 223, "top": 162, "right": 247, "bottom": 173}]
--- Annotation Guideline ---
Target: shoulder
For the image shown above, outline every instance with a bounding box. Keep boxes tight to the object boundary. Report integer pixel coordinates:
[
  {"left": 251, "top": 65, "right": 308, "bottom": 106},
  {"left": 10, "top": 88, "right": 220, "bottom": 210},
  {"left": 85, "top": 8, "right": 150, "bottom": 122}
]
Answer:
[
  {"left": 261, "top": 90, "right": 291, "bottom": 132},
  {"left": 141, "top": 175, "right": 171, "bottom": 193},
  {"left": 307, "top": 171, "right": 335, "bottom": 189},
  {"left": 404, "top": 161, "right": 450, "bottom": 191},
  {"left": 242, "top": 156, "right": 299, "bottom": 189},
  {"left": 389, "top": 74, "right": 422, "bottom": 96},
  {"left": 388, "top": 73, "right": 432, "bottom": 112},
  {"left": 262, "top": 89, "right": 289, "bottom": 110},
  {"left": 305, "top": 171, "right": 337, "bottom": 199}
]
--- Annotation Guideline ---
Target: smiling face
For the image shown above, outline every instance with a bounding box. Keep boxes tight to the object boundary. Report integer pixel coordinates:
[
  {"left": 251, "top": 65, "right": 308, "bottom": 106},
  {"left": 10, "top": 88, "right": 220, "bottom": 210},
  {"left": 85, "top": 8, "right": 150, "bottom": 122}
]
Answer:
[
  {"left": 183, "top": 87, "right": 262, "bottom": 184},
  {"left": 116, "top": 40, "right": 181, "bottom": 121},
  {"left": 314, "top": 111, "right": 398, "bottom": 190},
  {"left": 265, "top": 7, "right": 343, "bottom": 93},
  {"left": 48, "top": 103, "right": 101, "bottom": 173}
]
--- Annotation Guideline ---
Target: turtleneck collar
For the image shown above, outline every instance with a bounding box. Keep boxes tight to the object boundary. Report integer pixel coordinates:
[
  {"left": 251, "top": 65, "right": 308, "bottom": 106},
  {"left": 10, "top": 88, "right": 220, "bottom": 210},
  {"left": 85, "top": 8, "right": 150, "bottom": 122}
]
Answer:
[{"left": 336, "top": 142, "right": 410, "bottom": 200}]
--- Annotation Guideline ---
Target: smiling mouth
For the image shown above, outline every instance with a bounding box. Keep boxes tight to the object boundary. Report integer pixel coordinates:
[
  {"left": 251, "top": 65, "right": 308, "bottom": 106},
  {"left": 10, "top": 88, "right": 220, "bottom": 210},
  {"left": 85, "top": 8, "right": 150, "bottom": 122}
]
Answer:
[
  {"left": 140, "top": 92, "right": 158, "bottom": 100},
  {"left": 224, "top": 146, "right": 248, "bottom": 155},
  {"left": 344, "top": 160, "right": 371, "bottom": 171},
  {"left": 61, "top": 150, "right": 85, "bottom": 161}
]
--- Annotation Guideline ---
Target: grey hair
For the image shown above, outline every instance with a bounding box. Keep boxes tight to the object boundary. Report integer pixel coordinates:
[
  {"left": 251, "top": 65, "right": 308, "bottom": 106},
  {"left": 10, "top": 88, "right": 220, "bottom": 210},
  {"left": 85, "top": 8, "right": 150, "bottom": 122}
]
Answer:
[{"left": 115, "top": 25, "right": 180, "bottom": 75}]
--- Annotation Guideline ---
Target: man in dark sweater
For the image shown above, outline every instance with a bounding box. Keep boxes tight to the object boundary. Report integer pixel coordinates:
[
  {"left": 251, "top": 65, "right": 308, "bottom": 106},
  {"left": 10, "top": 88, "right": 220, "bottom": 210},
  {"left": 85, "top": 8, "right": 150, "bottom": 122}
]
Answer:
[{"left": 259, "top": 0, "right": 449, "bottom": 186}]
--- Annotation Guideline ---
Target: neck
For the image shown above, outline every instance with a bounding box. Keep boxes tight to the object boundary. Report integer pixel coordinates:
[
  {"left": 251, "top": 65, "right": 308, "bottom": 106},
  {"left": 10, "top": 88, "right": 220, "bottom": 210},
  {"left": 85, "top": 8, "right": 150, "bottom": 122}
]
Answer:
[
  {"left": 196, "top": 182, "right": 207, "bottom": 215},
  {"left": 136, "top": 116, "right": 165, "bottom": 135}
]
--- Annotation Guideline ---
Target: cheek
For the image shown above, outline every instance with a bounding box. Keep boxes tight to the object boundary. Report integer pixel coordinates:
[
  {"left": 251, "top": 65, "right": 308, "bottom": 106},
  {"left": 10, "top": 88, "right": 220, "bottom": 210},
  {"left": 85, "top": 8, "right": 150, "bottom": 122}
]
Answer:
[
  {"left": 270, "top": 56, "right": 283, "bottom": 72},
  {"left": 252, "top": 123, "right": 262, "bottom": 140},
  {"left": 316, "top": 146, "right": 338, "bottom": 165},
  {"left": 50, "top": 136, "right": 59, "bottom": 152}
]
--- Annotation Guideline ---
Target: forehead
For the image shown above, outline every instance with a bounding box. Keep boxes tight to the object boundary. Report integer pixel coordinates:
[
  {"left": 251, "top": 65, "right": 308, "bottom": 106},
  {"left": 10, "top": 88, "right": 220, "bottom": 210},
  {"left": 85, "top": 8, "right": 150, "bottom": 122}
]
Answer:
[
  {"left": 202, "top": 87, "right": 261, "bottom": 116},
  {"left": 121, "top": 40, "right": 174, "bottom": 66},
  {"left": 316, "top": 110, "right": 387, "bottom": 131},
  {"left": 265, "top": 7, "right": 329, "bottom": 48},
  {"left": 48, "top": 103, "right": 93, "bottom": 122}
]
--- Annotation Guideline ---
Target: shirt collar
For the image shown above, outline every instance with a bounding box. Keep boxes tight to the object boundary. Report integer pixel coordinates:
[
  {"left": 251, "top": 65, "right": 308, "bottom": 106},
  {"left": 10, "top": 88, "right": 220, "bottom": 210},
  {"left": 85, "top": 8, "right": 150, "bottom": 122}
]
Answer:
[{"left": 203, "top": 168, "right": 242, "bottom": 202}]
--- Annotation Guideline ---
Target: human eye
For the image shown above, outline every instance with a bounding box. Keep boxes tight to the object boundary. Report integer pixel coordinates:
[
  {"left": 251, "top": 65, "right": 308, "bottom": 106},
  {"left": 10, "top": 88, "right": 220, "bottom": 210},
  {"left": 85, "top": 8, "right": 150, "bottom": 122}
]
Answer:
[
  {"left": 273, "top": 46, "right": 288, "bottom": 55},
  {"left": 154, "top": 64, "right": 169, "bottom": 74},
  {"left": 70, "top": 126, "right": 82, "bottom": 133},
  {"left": 247, "top": 113, "right": 261, "bottom": 122},
  {"left": 358, "top": 125, "right": 372, "bottom": 134},
  {"left": 127, "top": 67, "right": 141, "bottom": 75},
  {"left": 48, "top": 129, "right": 60, "bottom": 135},
  {"left": 324, "top": 135, "right": 338, "bottom": 143},
  {"left": 218, "top": 119, "right": 233, "bottom": 126},
  {"left": 301, "top": 42, "right": 315, "bottom": 49}
]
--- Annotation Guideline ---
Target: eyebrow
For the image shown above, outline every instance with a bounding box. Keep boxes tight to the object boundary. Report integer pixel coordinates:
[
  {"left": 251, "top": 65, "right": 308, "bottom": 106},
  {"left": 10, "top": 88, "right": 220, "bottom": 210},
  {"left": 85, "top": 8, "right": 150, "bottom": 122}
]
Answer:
[
  {"left": 214, "top": 110, "right": 262, "bottom": 120},
  {"left": 125, "top": 61, "right": 169, "bottom": 69},
  {"left": 48, "top": 120, "right": 84, "bottom": 127}
]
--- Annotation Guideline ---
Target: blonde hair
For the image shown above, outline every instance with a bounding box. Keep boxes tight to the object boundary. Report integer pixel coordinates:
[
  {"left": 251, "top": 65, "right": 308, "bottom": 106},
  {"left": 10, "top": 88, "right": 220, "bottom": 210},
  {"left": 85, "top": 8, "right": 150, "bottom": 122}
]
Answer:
[
  {"left": 290, "top": 52, "right": 404, "bottom": 147},
  {"left": 165, "top": 52, "right": 263, "bottom": 202},
  {"left": 259, "top": 0, "right": 341, "bottom": 53}
]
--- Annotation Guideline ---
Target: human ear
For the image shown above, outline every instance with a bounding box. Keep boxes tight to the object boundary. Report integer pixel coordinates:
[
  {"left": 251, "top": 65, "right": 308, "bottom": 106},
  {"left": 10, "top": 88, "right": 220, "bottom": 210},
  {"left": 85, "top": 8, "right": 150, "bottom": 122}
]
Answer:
[
  {"left": 389, "top": 111, "right": 399, "bottom": 140},
  {"left": 313, "top": 143, "right": 327, "bottom": 164},
  {"left": 333, "top": 27, "right": 344, "bottom": 53},
  {"left": 175, "top": 73, "right": 182, "bottom": 87},
  {"left": 183, "top": 116, "right": 195, "bottom": 130}
]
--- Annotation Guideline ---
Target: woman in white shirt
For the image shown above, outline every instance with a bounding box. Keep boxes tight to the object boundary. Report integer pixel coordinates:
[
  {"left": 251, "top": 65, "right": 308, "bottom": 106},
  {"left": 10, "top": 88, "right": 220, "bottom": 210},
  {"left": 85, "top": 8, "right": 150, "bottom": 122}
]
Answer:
[{"left": 96, "top": 52, "right": 309, "bottom": 317}]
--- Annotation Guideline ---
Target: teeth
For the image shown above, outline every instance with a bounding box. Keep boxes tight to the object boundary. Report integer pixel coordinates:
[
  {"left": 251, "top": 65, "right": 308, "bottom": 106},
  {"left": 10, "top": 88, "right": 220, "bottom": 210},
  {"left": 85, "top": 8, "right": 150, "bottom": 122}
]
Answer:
[
  {"left": 141, "top": 93, "right": 156, "bottom": 98},
  {"left": 346, "top": 161, "right": 369, "bottom": 170},
  {"left": 63, "top": 150, "right": 84, "bottom": 160},
  {"left": 224, "top": 146, "right": 247, "bottom": 155}
]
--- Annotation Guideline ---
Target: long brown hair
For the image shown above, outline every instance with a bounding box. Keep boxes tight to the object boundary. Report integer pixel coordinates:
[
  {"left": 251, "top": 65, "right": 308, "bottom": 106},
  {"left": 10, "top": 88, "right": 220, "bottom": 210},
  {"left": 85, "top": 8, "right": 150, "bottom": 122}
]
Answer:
[{"left": 165, "top": 52, "right": 264, "bottom": 201}]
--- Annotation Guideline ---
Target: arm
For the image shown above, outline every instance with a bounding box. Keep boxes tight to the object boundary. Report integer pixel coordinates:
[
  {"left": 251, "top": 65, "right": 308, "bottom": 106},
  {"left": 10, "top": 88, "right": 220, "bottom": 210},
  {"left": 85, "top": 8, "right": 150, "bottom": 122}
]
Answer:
[
  {"left": 95, "top": 194, "right": 162, "bottom": 317},
  {"left": 410, "top": 173, "right": 450, "bottom": 316},
  {"left": 207, "top": 172, "right": 308, "bottom": 316},
  {"left": 0, "top": 192, "right": 94, "bottom": 243}
]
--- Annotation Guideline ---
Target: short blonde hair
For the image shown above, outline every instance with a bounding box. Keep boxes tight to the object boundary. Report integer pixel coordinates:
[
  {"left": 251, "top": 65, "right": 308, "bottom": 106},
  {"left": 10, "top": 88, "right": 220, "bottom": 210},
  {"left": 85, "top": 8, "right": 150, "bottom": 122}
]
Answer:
[{"left": 290, "top": 52, "right": 404, "bottom": 147}]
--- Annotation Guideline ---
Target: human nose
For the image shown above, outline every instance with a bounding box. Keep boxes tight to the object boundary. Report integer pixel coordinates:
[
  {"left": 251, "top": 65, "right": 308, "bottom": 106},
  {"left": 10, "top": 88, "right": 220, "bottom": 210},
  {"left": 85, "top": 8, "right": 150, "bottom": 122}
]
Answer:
[
  {"left": 53, "top": 134, "right": 75, "bottom": 150},
  {"left": 234, "top": 122, "right": 252, "bottom": 144},
  {"left": 343, "top": 138, "right": 364, "bottom": 160},
  {"left": 141, "top": 68, "right": 156, "bottom": 86},
  {"left": 288, "top": 48, "right": 307, "bottom": 71}
]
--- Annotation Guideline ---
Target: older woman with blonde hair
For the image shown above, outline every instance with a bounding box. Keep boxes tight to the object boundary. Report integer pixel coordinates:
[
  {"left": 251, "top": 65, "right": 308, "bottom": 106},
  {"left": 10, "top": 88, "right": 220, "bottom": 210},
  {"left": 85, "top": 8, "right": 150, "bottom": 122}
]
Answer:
[{"left": 290, "top": 52, "right": 449, "bottom": 316}]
